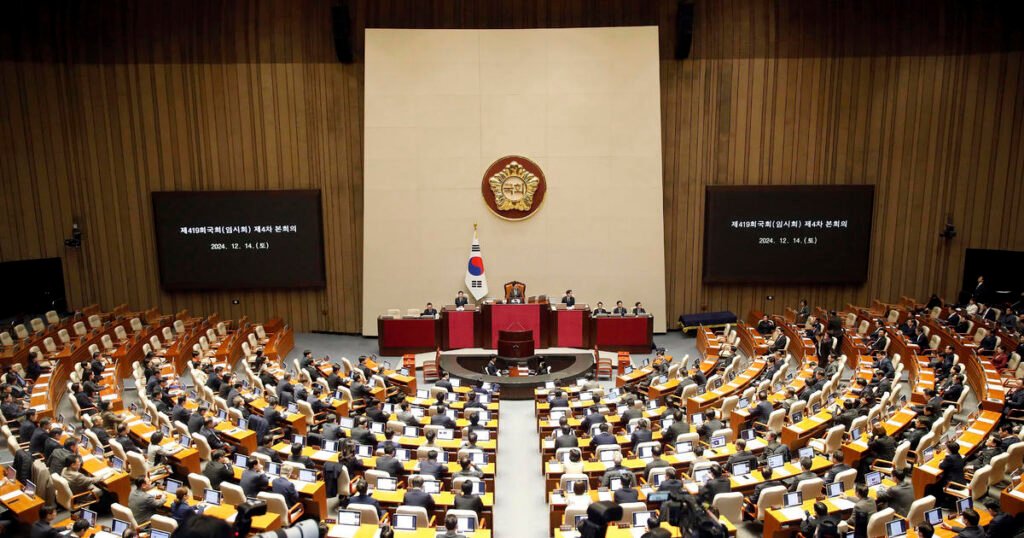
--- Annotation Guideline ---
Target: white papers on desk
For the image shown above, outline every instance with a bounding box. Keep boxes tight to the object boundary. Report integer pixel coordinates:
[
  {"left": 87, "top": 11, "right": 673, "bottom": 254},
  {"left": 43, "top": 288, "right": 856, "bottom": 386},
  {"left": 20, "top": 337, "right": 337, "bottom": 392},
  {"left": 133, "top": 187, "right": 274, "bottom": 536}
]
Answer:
[
  {"left": 596, "top": 491, "right": 612, "bottom": 502},
  {"left": 127, "top": 419, "right": 144, "bottom": 427},
  {"left": 0, "top": 490, "right": 22, "bottom": 502},
  {"left": 101, "top": 394, "right": 118, "bottom": 401},
  {"left": 94, "top": 468, "right": 114, "bottom": 480},
  {"left": 967, "top": 428, "right": 986, "bottom": 436},
  {"left": 778, "top": 507, "right": 807, "bottom": 521},
  {"left": 830, "top": 497, "right": 855, "bottom": 511},
  {"left": 328, "top": 526, "right": 360, "bottom": 538},
  {"left": 312, "top": 450, "right": 333, "bottom": 460},
  {"left": 732, "top": 474, "right": 758, "bottom": 486}
]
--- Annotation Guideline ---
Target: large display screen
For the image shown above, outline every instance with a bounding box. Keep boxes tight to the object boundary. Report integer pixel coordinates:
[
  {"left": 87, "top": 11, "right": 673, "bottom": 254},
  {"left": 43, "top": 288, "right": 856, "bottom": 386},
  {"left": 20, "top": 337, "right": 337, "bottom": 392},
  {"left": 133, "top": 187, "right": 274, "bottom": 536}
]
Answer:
[
  {"left": 152, "top": 190, "right": 325, "bottom": 290},
  {"left": 703, "top": 185, "right": 874, "bottom": 284}
]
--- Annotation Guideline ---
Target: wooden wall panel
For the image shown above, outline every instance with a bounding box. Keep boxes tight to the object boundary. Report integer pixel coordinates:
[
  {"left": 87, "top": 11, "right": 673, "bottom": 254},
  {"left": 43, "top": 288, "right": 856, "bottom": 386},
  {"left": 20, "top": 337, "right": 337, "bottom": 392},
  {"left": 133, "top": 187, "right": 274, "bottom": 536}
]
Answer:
[{"left": 1, "top": 0, "right": 1022, "bottom": 332}]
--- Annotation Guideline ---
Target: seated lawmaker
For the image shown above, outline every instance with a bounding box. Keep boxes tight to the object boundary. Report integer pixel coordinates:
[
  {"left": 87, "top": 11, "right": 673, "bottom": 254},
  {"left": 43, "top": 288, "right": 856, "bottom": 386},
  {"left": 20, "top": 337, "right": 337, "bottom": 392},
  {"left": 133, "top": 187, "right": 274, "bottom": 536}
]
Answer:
[
  {"left": 633, "top": 302, "right": 646, "bottom": 315},
  {"left": 593, "top": 302, "right": 608, "bottom": 315},
  {"left": 613, "top": 301, "right": 628, "bottom": 315},
  {"left": 454, "top": 291, "right": 469, "bottom": 308},
  {"left": 422, "top": 303, "right": 438, "bottom": 316},
  {"left": 561, "top": 290, "right": 575, "bottom": 307}
]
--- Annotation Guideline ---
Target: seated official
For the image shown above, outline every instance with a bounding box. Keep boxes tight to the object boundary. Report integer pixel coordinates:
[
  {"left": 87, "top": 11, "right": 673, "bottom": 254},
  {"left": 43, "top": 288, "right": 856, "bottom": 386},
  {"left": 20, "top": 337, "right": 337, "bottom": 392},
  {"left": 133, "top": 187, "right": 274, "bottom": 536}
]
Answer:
[
  {"left": 345, "top": 478, "right": 383, "bottom": 517},
  {"left": 561, "top": 290, "right": 576, "bottom": 307},
  {"left": 508, "top": 286, "right": 523, "bottom": 303},
  {"left": 169, "top": 486, "right": 199, "bottom": 527},
  {"left": 31, "top": 505, "right": 63, "bottom": 538},
  {"left": 592, "top": 301, "right": 608, "bottom": 315},
  {"left": 403, "top": 476, "right": 437, "bottom": 514},
  {"left": 612, "top": 301, "right": 628, "bottom": 315},
  {"left": 454, "top": 291, "right": 469, "bottom": 308},
  {"left": 240, "top": 457, "right": 269, "bottom": 498},
  {"left": 437, "top": 514, "right": 467, "bottom": 538},
  {"left": 453, "top": 479, "right": 485, "bottom": 515},
  {"left": 633, "top": 302, "right": 646, "bottom": 315},
  {"left": 422, "top": 303, "right": 438, "bottom": 316},
  {"left": 129, "top": 476, "right": 166, "bottom": 524},
  {"left": 272, "top": 466, "right": 301, "bottom": 507}
]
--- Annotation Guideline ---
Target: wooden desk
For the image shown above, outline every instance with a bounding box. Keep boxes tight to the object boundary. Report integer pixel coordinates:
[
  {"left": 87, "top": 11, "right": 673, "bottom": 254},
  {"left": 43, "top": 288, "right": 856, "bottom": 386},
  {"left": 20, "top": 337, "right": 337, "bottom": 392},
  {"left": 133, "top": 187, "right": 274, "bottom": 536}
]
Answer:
[
  {"left": 0, "top": 478, "right": 44, "bottom": 523},
  {"left": 159, "top": 486, "right": 281, "bottom": 531},
  {"left": 686, "top": 358, "right": 766, "bottom": 414},
  {"left": 911, "top": 409, "right": 1000, "bottom": 497}
]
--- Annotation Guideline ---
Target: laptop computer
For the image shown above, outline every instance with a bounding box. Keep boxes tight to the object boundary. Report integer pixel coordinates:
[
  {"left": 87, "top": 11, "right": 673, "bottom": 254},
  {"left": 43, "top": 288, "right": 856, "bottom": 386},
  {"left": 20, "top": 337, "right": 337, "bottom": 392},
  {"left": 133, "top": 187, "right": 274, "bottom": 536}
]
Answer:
[
  {"left": 732, "top": 461, "right": 751, "bottom": 477},
  {"left": 203, "top": 488, "right": 222, "bottom": 505},
  {"left": 165, "top": 478, "right": 182, "bottom": 495},
  {"left": 632, "top": 511, "right": 656, "bottom": 528},
  {"left": 767, "top": 454, "right": 785, "bottom": 469},
  {"left": 337, "top": 509, "right": 361, "bottom": 526},
  {"left": 456, "top": 516, "right": 477, "bottom": 532},
  {"left": 865, "top": 471, "right": 882, "bottom": 487},
  {"left": 885, "top": 519, "right": 908, "bottom": 538},
  {"left": 798, "top": 447, "right": 815, "bottom": 460},
  {"left": 78, "top": 508, "right": 97, "bottom": 526},
  {"left": 692, "top": 469, "right": 711, "bottom": 485},
  {"left": 710, "top": 436, "right": 726, "bottom": 449},
  {"left": 423, "top": 480, "right": 441, "bottom": 494},
  {"left": 924, "top": 508, "right": 943, "bottom": 525},
  {"left": 298, "top": 469, "right": 317, "bottom": 482},
  {"left": 955, "top": 497, "right": 973, "bottom": 514},
  {"left": 784, "top": 492, "right": 802, "bottom": 508},
  {"left": 234, "top": 454, "right": 248, "bottom": 469},
  {"left": 393, "top": 514, "right": 417, "bottom": 531},
  {"left": 151, "top": 530, "right": 171, "bottom": 538},
  {"left": 826, "top": 481, "right": 844, "bottom": 498},
  {"left": 111, "top": 519, "right": 131, "bottom": 536},
  {"left": 376, "top": 477, "right": 398, "bottom": 491}
]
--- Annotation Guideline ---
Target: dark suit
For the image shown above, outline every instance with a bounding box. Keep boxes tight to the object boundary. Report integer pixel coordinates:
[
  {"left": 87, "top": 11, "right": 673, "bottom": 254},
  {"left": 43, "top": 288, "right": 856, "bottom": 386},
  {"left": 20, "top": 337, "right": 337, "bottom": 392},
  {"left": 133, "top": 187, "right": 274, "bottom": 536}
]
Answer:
[
  {"left": 823, "top": 463, "right": 851, "bottom": 485},
  {"left": 376, "top": 456, "right": 405, "bottom": 478},
  {"left": 554, "top": 433, "right": 579, "bottom": 449},
  {"left": 698, "top": 477, "right": 731, "bottom": 504},
  {"left": 937, "top": 452, "right": 966, "bottom": 488},
  {"left": 561, "top": 296, "right": 576, "bottom": 307},
  {"left": 346, "top": 493, "right": 383, "bottom": 516},
  {"left": 240, "top": 469, "right": 268, "bottom": 498},
  {"left": 943, "top": 384, "right": 964, "bottom": 405},
  {"left": 613, "top": 307, "right": 628, "bottom": 315},
  {"left": 30, "top": 520, "right": 63, "bottom": 538},
  {"left": 171, "top": 405, "right": 190, "bottom": 425},
  {"left": 203, "top": 461, "right": 234, "bottom": 490},
  {"left": 419, "top": 460, "right": 448, "bottom": 480},
  {"left": 613, "top": 487, "right": 640, "bottom": 504},
  {"left": 455, "top": 296, "right": 468, "bottom": 308},
  {"left": 750, "top": 401, "right": 775, "bottom": 425},
  {"left": 402, "top": 488, "right": 436, "bottom": 513},
  {"left": 430, "top": 414, "right": 457, "bottom": 430},
  {"left": 187, "top": 413, "right": 205, "bottom": 434},
  {"left": 752, "top": 480, "right": 783, "bottom": 503},
  {"left": 875, "top": 480, "right": 914, "bottom": 516},
  {"left": 770, "top": 336, "right": 789, "bottom": 353},
  {"left": 591, "top": 432, "right": 617, "bottom": 447},
  {"left": 453, "top": 493, "right": 485, "bottom": 514},
  {"left": 272, "top": 476, "right": 300, "bottom": 506}
]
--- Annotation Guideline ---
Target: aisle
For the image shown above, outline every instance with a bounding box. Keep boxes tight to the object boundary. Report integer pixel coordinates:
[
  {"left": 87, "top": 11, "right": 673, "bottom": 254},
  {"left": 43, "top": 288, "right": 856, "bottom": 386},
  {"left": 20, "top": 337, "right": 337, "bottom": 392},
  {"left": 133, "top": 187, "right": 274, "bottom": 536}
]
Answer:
[{"left": 495, "top": 399, "right": 550, "bottom": 537}]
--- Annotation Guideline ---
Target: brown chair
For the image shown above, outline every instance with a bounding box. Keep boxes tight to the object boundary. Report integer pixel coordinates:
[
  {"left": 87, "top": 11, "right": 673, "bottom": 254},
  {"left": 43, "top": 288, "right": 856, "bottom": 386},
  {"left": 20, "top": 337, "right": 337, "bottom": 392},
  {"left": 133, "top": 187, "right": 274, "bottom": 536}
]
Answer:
[
  {"left": 503, "top": 281, "right": 526, "bottom": 302},
  {"left": 422, "top": 358, "right": 440, "bottom": 382}
]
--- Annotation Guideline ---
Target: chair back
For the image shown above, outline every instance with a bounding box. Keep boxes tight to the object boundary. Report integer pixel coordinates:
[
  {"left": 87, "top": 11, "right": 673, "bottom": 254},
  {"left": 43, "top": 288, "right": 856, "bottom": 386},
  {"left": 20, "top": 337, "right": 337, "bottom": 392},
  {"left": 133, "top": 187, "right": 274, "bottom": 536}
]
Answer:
[
  {"left": 712, "top": 492, "right": 743, "bottom": 524},
  {"left": 766, "top": 409, "right": 787, "bottom": 433},
  {"left": 444, "top": 509, "right": 479, "bottom": 530},
  {"left": 364, "top": 469, "right": 391, "bottom": 487},
  {"left": 46, "top": 310, "right": 60, "bottom": 325},
  {"left": 396, "top": 505, "right": 431, "bottom": 528},
  {"left": 756, "top": 485, "right": 787, "bottom": 520},
  {"left": 560, "top": 473, "right": 589, "bottom": 492},
  {"left": 126, "top": 451, "right": 149, "bottom": 479},
  {"left": 347, "top": 503, "right": 380, "bottom": 525},
  {"left": 865, "top": 507, "right": 896, "bottom": 537},
  {"left": 33, "top": 461, "right": 55, "bottom": 505},
  {"left": 906, "top": 496, "right": 935, "bottom": 527},
  {"left": 720, "top": 396, "right": 738, "bottom": 420},
  {"left": 188, "top": 473, "right": 211, "bottom": 499},
  {"left": 221, "top": 482, "right": 246, "bottom": 506},
  {"left": 150, "top": 514, "right": 178, "bottom": 533},
  {"left": 191, "top": 433, "right": 212, "bottom": 461},
  {"left": 112, "top": 502, "right": 139, "bottom": 527},
  {"left": 834, "top": 468, "right": 857, "bottom": 492},
  {"left": 257, "top": 491, "right": 293, "bottom": 522},
  {"left": 74, "top": 321, "right": 88, "bottom": 336},
  {"left": 711, "top": 428, "right": 734, "bottom": 443},
  {"left": 967, "top": 465, "right": 991, "bottom": 501},
  {"left": 616, "top": 502, "right": 647, "bottom": 524},
  {"left": 988, "top": 453, "right": 1009, "bottom": 486}
]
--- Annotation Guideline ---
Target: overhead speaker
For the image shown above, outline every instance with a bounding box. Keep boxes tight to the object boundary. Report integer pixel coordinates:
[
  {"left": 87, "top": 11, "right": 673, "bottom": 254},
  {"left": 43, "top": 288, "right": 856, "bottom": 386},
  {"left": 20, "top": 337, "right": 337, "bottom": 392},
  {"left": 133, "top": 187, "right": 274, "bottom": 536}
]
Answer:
[
  {"left": 331, "top": 3, "right": 354, "bottom": 63},
  {"left": 676, "top": 1, "right": 694, "bottom": 60}
]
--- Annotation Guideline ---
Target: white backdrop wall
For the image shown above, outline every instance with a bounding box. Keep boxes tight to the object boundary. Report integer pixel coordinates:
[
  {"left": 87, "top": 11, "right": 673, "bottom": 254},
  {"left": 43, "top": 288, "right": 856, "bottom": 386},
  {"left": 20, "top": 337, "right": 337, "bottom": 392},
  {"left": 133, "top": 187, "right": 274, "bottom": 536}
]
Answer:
[{"left": 363, "top": 27, "right": 667, "bottom": 335}]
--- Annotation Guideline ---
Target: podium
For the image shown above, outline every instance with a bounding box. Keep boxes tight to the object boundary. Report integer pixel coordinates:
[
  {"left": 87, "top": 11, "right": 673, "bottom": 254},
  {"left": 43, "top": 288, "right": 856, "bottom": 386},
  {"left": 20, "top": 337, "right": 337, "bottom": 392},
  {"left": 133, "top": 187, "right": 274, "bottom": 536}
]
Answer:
[
  {"left": 481, "top": 301, "right": 549, "bottom": 348},
  {"left": 497, "top": 329, "right": 534, "bottom": 359},
  {"left": 440, "top": 306, "right": 479, "bottom": 350},
  {"left": 551, "top": 305, "right": 591, "bottom": 347}
]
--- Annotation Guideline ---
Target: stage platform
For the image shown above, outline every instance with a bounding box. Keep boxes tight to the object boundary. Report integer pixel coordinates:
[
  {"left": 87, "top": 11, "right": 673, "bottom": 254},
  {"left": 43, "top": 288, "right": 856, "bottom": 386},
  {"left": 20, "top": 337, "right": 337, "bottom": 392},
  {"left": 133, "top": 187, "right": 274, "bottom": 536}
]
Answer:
[{"left": 436, "top": 348, "right": 596, "bottom": 399}]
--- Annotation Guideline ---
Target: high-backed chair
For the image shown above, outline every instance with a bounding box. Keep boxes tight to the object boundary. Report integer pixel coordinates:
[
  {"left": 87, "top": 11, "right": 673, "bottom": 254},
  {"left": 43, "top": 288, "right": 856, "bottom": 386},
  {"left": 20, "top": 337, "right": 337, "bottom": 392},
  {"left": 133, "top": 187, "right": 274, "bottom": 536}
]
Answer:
[
  {"left": 712, "top": 492, "right": 743, "bottom": 525},
  {"left": 221, "top": 482, "right": 246, "bottom": 506},
  {"left": 865, "top": 508, "right": 896, "bottom": 537},
  {"left": 906, "top": 496, "right": 935, "bottom": 527},
  {"left": 395, "top": 505, "right": 432, "bottom": 528},
  {"left": 53, "top": 473, "right": 99, "bottom": 511},
  {"left": 347, "top": 503, "right": 382, "bottom": 525},
  {"left": 188, "top": 473, "right": 212, "bottom": 500}
]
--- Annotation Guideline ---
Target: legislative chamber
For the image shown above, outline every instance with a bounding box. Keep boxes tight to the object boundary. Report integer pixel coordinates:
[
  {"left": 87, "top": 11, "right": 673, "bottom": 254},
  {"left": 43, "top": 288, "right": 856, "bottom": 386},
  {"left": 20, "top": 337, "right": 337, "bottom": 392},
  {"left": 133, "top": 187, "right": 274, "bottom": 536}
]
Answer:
[{"left": 1, "top": 1, "right": 1022, "bottom": 538}]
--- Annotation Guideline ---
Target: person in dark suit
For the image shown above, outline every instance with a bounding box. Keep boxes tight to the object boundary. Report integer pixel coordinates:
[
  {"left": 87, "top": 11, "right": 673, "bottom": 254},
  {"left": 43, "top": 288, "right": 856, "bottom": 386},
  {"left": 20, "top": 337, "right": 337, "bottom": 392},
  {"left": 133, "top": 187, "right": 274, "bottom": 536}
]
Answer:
[
  {"left": 822, "top": 451, "right": 851, "bottom": 485},
  {"left": 203, "top": 450, "right": 235, "bottom": 490},
  {"left": 751, "top": 466, "right": 783, "bottom": 504},
  {"left": 188, "top": 406, "right": 208, "bottom": 434},
  {"left": 561, "top": 290, "right": 576, "bottom": 307},
  {"left": 632, "top": 302, "right": 646, "bottom": 315},
  {"left": 115, "top": 423, "right": 141, "bottom": 454},
  {"left": 662, "top": 410, "right": 689, "bottom": 443},
  {"left": 933, "top": 438, "right": 962, "bottom": 506},
  {"left": 947, "top": 508, "right": 985, "bottom": 538},
  {"left": 454, "top": 291, "right": 469, "bottom": 308},
  {"left": 554, "top": 426, "right": 578, "bottom": 449},
  {"left": 402, "top": 476, "right": 437, "bottom": 514},
  {"left": 200, "top": 417, "right": 225, "bottom": 451},
  {"left": 593, "top": 302, "right": 608, "bottom": 315},
  {"left": 31, "top": 505, "right": 64, "bottom": 538},
  {"left": 697, "top": 464, "right": 731, "bottom": 504},
  {"left": 860, "top": 426, "right": 896, "bottom": 476},
  {"left": 288, "top": 442, "right": 316, "bottom": 468},
  {"left": 763, "top": 431, "right": 791, "bottom": 463},
  {"left": 726, "top": 439, "right": 756, "bottom": 469},
  {"left": 579, "top": 406, "right": 606, "bottom": 433},
  {"left": 643, "top": 445, "right": 671, "bottom": 476},
  {"left": 630, "top": 419, "right": 653, "bottom": 450},
  {"left": 901, "top": 419, "right": 930, "bottom": 450},
  {"left": 768, "top": 329, "right": 789, "bottom": 353},
  {"left": 941, "top": 375, "right": 965, "bottom": 406},
  {"left": 757, "top": 315, "right": 776, "bottom": 335},
  {"left": 875, "top": 468, "right": 914, "bottom": 516},
  {"left": 591, "top": 423, "right": 618, "bottom": 447},
  {"left": 483, "top": 358, "right": 499, "bottom": 376},
  {"left": 872, "top": 352, "right": 894, "bottom": 378},
  {"left": 429, "top": 406, "right": 457, "bottom": 430},
  {"left": 376, "top": 444, "right": 405, "bottom": 478},
  {"left": 345, "top": 479, "right": 383, "bottom": 517},
  {"left": 171, "top": 395, "right": 190, "bottom": 425},
  {"left": 657, "top": 467, "right": 685, "bottom": 494},
  {"left": 272, "top": 466, "right": 301, "bottom": 507},
  {"left": 453, "top": 479, "right": 485, "bottom": 514},
  {"left": 749, "top": 392, "right": 775, "bottom": 427},
  {"left": 418, "top": 450, "right": 448, "bottom": 480},
  {"left": 786, "top": 457, "right": 818, "bottom": 491},
  {"left": 972, "top": 276, "right": 986, "bottom": 301},
  {"left": 18, "top": 408, "right": 38, "bottom": 443},
  {"left": 422, "top": 303, "right": 438, "bottom": 316},
  {"left": 240, "top": 457, "right": 268, "bottom": 498},
  {"left": 800, "top": 502, "right": 840, "bottom": 538},
  {"left": 613, "top": 301, "right": 628, "bottom": 315},
  {"left": 255, "top": 437, "right": 283, "bottom": 464},
  {"left": 613, "top": 483, "right": 640, "bottom": 504}
]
